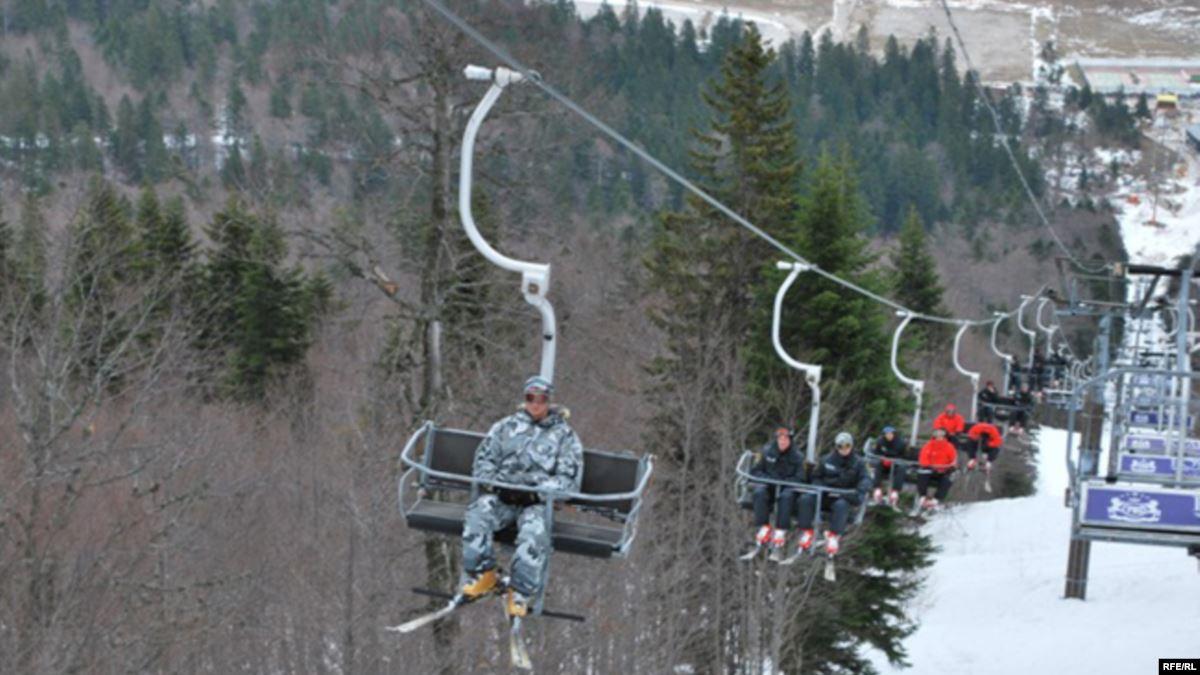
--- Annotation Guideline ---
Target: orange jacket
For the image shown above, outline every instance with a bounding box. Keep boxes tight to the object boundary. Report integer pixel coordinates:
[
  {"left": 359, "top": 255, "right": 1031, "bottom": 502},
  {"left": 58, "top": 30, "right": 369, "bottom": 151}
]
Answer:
[
  {"left": 919, "top": 438, "right": 958, "bottom": 471},
  {"left": 933, "top": 412, "right": 966, "bottom": 435},
  {"left": 968, "top": 422, "right": 1003, "bottom": 449}
]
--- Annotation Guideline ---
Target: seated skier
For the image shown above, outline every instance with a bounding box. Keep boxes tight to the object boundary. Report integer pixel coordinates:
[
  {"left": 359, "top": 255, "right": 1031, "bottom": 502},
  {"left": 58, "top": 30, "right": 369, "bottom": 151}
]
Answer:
[
  {"left": 977, "top": 381, "right": 1000, "bottom": 423},
  {"left": 869, "top": 425, "right": 910, "bottom": 508},
  {"left": 913, "top": 427, "right": 958, "bottom": 514},
  {"left": 794, "top": 431, "right": 871, "bottom": 557},
  {"left": 933, "top": 403, "right": 966, "bottom": 448},
  {"left": 1010, "top": 382, "right": 1036, "bottom": 435},
  {"left": 965, "top": 421, "right": 1004, "bottom": 493},
  {"left": 744, "top": 426, "right": 805, "bottom": 561},
  {"left": 459, "top": 376, "right": 584, "bottom": 618}
]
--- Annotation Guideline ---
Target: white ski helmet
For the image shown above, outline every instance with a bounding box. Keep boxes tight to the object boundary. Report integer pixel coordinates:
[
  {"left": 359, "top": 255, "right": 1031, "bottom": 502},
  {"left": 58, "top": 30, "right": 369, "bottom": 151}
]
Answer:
[{"left": 835, "top": 431, "right": 853, "bottom": 447}]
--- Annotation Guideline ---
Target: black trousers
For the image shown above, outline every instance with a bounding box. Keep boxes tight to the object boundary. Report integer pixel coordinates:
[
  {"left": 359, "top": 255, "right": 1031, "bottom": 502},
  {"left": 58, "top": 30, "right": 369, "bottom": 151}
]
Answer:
[
  {"left": 752, "top": 484, "right": 798, "bottom": 530},
  {"left": 916, "top": 469, "right": 954, "bottom": 500},
  {"left": 870, "top": 458, "right": 908, "bottom": 490},
  {"left": 796, "top": 493, "right": 852, "bottom": 535},
  {"left": 966, "top": 442, "right": 1000, "bottom": 463}
]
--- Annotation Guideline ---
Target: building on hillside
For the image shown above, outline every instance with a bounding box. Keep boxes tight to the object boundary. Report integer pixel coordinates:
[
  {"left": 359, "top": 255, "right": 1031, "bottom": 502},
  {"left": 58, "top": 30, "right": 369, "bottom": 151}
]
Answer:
[
  {"left": 1074, "top": 58, "right": 1200, "bottom": 98},
  {"left": 1156, "top": 94, "right": 1179, "bottom": 114},
  {"left": 1188, "top": 125, "right": 1200, "bottom": 153}
]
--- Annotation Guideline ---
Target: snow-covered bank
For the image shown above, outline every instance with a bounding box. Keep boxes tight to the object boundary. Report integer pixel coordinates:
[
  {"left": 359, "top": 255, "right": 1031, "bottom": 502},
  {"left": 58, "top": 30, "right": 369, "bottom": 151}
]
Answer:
[
  {"left": 571, "top": 0, "right": 799, "bottom": 47},
  {"left": 870, "top": 427, "right": 1199, "bottom": 674}
]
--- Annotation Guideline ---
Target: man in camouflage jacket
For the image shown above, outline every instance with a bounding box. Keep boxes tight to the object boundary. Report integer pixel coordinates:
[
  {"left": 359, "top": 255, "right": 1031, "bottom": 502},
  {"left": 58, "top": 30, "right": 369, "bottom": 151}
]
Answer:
[{"left": 460, "top": 376, "right": 584, "bottom": 618}]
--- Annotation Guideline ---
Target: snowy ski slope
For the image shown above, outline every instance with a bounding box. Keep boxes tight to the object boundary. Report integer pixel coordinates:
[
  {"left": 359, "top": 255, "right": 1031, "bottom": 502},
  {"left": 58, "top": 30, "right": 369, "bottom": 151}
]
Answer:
[
  {"left": 871, "top": 144, "right": 1200, "bottom": 674},
  {"left": 870, "top": 426, "right": 1199, "bottom": 674}
]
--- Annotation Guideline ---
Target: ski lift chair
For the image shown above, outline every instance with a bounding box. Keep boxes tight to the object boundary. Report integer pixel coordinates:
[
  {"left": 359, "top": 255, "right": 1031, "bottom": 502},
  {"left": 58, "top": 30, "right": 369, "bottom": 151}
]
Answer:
[
  {"left": 732, "top": 261, "right": 868, "bottom": 537},
  {"left": 394, "top": 65, "right": 656, "bottom": 616},
  {"left": 399, "top": 422, "right": 653, "bottom": 559}
]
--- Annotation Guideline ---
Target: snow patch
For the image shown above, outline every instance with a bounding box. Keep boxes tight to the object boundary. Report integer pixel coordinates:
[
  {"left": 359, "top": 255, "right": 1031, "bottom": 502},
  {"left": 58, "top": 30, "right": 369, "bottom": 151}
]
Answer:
[{"left": 868, "top": 428, "right": 1199, "bottom": 675}]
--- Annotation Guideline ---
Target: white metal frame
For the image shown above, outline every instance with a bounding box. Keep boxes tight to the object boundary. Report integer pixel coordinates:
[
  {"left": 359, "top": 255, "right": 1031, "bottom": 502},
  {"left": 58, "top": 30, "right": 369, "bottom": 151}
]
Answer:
[
  {"left": 772, "top": 261, "right": 822, "bottom": 463},
  {"left": 461, "top": 65, "right": 557, "bottom": 382},
  {"left": 891, "top": 312, "right": 925, "bottom": 448},
  {"left": 991, "top": 313, "right": 1015, "bottom": 396},
  {"left": 953, "top": 323, "right": 981, "bottom": 420}
]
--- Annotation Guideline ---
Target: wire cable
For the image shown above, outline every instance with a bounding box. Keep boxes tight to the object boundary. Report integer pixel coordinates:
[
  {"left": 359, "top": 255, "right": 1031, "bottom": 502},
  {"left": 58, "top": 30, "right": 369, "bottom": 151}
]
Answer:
[
  {"left": 935, "top": 0, "right": 1109, "bottom": 275},
  {"left": 416, "top": 0, "right": 1070, "bottom": 326}
]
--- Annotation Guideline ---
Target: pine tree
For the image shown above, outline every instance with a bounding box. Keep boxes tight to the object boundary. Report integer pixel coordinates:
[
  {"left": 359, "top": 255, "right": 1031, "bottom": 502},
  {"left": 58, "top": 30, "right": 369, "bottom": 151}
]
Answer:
[
  {"left": 136, "top": 189, "right": 194, "bottom": 278},
  {"left": 890, "top": 205, "right": 948, "bottom": 352},
  {"left": 200, "top": 198, "right": 328, "bottom": 400},
  {"left": 643, "top": 24, "right": 799, "bottom": 667},
  {"left": 780, "top": 149, "right": 900, "bottom": 431},
  {"left": 111, "top": 95, "right": 141, "bottom": 181}
]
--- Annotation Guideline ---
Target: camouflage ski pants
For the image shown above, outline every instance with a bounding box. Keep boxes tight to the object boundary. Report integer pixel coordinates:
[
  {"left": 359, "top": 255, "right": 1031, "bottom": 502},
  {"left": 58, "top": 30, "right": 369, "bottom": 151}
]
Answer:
[{"left": 462, "top": 494, "right": 551, "bottom": 596}]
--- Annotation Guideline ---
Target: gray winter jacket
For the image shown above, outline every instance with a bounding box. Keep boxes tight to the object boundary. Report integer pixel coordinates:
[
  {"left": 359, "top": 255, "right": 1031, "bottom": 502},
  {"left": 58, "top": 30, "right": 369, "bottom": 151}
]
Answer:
[{"left": 472, "top": 407, "right": 584, "bottom": 494}]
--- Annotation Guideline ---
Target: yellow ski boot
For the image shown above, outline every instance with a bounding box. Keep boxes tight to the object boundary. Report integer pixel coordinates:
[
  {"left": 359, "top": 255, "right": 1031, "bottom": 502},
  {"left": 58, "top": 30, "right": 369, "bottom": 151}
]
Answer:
[
  {"left": 506, "top": 589, "right": 530, "bottom": 619},
  {"left": 461, "top": 569, "right": 499, "bottom": 600}
]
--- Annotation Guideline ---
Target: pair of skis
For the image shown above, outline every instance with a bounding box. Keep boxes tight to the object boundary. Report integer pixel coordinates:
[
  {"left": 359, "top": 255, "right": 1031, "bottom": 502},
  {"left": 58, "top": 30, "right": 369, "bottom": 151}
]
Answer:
[
  {"left": 740, "top": 540, "right": 838, "bottom": 581},
  {"left": 385, "top": 587, "right": 584, "bottom": 671}
]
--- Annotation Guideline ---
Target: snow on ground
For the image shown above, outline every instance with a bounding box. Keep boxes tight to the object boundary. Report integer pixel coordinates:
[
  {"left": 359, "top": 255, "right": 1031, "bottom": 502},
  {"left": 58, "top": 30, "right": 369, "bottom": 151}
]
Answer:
[
  {"left": 572, "top": 0, "right": 799, "bottom": 46},
  {"left": 870, "top": 120, "right": 1200, "bottom": 675},
  {"left": 869, "top": 427, "right": 1200, "bottom": 675},
  {"left": 1114, "top": 123, "right": 1200, "bottom": 267}
]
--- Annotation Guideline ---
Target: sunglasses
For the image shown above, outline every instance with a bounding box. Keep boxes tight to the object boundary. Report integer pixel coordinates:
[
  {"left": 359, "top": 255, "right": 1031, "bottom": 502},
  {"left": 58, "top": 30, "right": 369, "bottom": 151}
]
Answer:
[
  {"left": 524, "top": 392, "right": 550, "bottom": 404},
  {"left": 837, "top": 443, "right": 852, "bottom": 448}
]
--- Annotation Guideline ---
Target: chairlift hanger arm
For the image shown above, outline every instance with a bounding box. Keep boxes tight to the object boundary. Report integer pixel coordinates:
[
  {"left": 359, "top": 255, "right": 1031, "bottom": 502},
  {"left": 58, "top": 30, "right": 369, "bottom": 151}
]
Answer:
[
  {"left": 953, "top": 323, "right": 982, "bottom": 419},
  {"left": 773, "top": 261, "right": 822, "bottom": 463},
  {"left": 461, "top": 65, "right": 557, "bottom": 381},
  {"left": 891, "top": 312, "right": 925, "bottom": 447}
]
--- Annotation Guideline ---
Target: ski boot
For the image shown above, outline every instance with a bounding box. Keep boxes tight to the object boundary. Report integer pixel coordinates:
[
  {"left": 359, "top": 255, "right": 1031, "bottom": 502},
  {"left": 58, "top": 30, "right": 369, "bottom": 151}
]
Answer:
[
  {"left": 506, "top": 589, "right": 530, "bottom": 619},
  {"left": 888, "top": 489, "right": 900, "bottom": 510},
  {"left": 768, "top": 529, "right": 788, "bottom": 562},
  {"left": 797, "top": 529, "right": 816, "bottom": 553},
  {"left": 461, "top": 569, "right": 500, "bottom": 600},
  {"left": 967, "top": 458, "right": 977, "bottom": 471},
  {"left": 872, "top": 487, "right": 884, "bottom": 505},
  {"left": 755, "top": 525, "right": 772, "bottom": 546},
  {"left": 825, "top": 532, "right": 840, "bottom": 557}
]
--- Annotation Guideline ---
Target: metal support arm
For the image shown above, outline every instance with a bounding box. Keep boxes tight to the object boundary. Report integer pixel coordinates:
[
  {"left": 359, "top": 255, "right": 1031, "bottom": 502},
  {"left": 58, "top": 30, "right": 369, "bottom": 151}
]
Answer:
[
  {"left": 991, "top": 313, "right": 1016, "bottom": 395},
  {"left": 953, "top": 324, "right": 982, "bottom": 419},
  {"left": 773, "top": 261, "right": 822, "bottom": 463},
  {"left": 891, "top": 312, "right": 925, "bottom": 447},
  {"left": 461, "top": 65, "right": 557, "bottom": 382},
  {"left": 1017, "top": 295, "right": 1039, "bottom": 368}
]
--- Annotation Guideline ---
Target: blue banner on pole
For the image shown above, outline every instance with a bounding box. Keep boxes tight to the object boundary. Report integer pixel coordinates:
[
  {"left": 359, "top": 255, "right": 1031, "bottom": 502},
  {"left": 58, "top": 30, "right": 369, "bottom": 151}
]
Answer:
[
  {"left": 1082, "top": 486, "right": 1200, "bottom": 532},
  {"left": 1123, "top": 434, "right": 1200, "bottom": 455},
  {"left": 1118, "top": 453, "right": 1200, "bottom": 478}
]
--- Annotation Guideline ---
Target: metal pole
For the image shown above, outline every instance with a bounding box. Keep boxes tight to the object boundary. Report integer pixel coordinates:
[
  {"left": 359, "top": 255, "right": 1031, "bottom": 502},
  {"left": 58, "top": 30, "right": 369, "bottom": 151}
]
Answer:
[
  {"left": 460, "top": 66, "right": 558, "bottom": 382},
  {"left": 772, "top": 262, "right": 823, "bottom": 464},
  {"left": 1174, "top": 268, "right": 1192, "bottom": 485},
  {"left": 953, "top": 324, "right": 981, "bottom": 419},
  {"left": 991, "top": 314, "right": 1016, "bottom": 396},
  {"left": 891, "top": 312, "right": 925, "bottom": 448},
  {"left": 1017, "top": 295, "right": 1038, "bottom": 369},
  {"left": 1065, "top": 399, "right": 1103, "bottom": 600}
]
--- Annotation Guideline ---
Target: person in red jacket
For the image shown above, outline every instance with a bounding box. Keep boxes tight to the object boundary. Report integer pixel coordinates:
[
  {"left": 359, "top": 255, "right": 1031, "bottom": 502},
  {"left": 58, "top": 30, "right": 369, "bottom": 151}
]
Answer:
[
  {"left": 913, "top": 428, "right": 958, "bottom": 514},
  {"left": 933, "top": 403, "right": 966, "bottom": 438},
  {"left": 965, "top": 421, "right": 1004, "bottom": 493}
]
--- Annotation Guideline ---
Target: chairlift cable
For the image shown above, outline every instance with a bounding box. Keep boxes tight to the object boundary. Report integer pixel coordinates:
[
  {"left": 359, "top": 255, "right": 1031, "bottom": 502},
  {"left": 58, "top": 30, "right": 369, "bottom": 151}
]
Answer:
[{"left": 415, "top": 0, "right": 1074, "bottom": 328}]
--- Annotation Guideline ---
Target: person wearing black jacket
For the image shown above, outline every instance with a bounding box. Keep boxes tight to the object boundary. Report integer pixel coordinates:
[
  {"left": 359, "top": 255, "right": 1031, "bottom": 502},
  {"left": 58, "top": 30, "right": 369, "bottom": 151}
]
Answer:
[
  {"left": 794, "top": 432, "right": 871, "bottom": 556},
  {"left": 977, "top": 381, "right": 1000, "bottom": 423},
  {"left": 870, "top": 426, "right": 910, "bottom": 507},
  {"left": 1012, "top": 382, "right": 1035, "bottom": 434},
  {"left": 747, "top": 427, "right": 805, "bottom": 556}
]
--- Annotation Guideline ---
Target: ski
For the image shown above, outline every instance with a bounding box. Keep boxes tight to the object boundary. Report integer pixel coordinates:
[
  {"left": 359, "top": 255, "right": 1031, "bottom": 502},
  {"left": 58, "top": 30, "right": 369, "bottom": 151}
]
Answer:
[
  {"left": 823, "top": 556, "right": 837, "bottom": 582},
  {"left": 385, "top": 594, "right": 470, "bottom": 634},
  {"left": 739, "top": 544, "right": 763, "bottom": 562},
  {"left": 509, "top": 617, "right": 533, "bottom": 671},
  {"left": 404, "top": 587, "right": 585, "bottom": 623}
]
